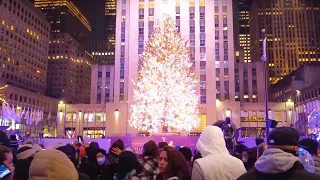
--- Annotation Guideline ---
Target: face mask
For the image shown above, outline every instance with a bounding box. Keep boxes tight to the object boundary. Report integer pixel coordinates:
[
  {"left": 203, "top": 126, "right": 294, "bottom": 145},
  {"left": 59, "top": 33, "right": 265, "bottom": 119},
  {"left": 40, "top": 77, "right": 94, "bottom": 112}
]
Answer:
[
  {"left": 97, "top": 157, "right": 106, "bottom": 165},
  {"left": 242, "top": 158, "right": 248, "bottom": 163}
]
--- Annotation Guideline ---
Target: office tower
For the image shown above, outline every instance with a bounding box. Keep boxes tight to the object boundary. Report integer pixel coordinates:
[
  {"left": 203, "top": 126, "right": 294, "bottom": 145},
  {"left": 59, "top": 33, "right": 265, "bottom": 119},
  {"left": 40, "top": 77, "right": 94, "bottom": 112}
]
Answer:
[
  {"left": 46, "top": 32, "right": 94, "bottom": 103},
  {"left": 90, "top": 64, "right": 115, "bottom": 104},
  {"left": 87, "top": 41, "right": 114, "bottom": 65},
  {"left": 34, "top": 0, "right": 91, "bottom": 44},
  {"left": 76, "top": 0, "right": 115, "bottom": 64},
  {"left": 233, "top": 0, "right": 264, "bottom": 103},
  {"left": 105, "top": 0, "right": 116, "bottom": 46},
  {"left": 114, "top": 0, "right": 235, "bottom": 125},
  {"left": 250, "top": 0, "right": 320, "bottom": 84},
  {"left": 0, "top": 0, "right": 50, "bottom": 94}
]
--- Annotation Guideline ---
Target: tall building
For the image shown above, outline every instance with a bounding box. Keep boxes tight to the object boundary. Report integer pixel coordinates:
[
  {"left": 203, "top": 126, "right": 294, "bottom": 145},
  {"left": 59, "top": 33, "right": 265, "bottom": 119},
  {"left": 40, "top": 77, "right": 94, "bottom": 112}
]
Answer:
[
  {"left": 0, "top": 0, "right": 58, "bottom": 136},
  {"left": 87, "top": 40, "right": 114, "bottom": 65},
  {"left": 76, "top": 0, "right": 115, "bottom": 64},
  {"left": 113, "top": 0, "right": 236, "bottom": 125},
  {"left": 46, "top": 32, "right": 94, "bottom": 103},
  {"left": 249, "top": 0, "right": 320, "bottom": 84},
  {"left": 0, "top": 0, "right": 50, "bottom": 94},
  {"left": 34, "top": 0, "right": 91, "bottom": 44},
  {"left": 105, "top": 0, "right": 116, "bottom": 46},
  {"left": 90, "top": 65, "right": 115, "bottom": 104}
]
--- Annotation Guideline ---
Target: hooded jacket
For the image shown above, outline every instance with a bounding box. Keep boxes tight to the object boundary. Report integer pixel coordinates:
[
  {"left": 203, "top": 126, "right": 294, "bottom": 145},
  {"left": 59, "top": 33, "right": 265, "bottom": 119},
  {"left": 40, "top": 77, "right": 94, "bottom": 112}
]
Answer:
[
  {"left": 237, "top": 148, "right": 320, "bottom": 180},
  {"left": 191, "top": 126, "right": 246, "bottom": 180}
]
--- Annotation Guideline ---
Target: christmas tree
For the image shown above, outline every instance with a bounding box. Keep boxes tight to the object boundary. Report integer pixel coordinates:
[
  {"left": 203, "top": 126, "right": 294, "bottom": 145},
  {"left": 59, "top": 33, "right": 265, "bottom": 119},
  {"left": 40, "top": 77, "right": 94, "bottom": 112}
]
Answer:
[{"left": 129, "top": 14, "right": 200, "bottom": 133}]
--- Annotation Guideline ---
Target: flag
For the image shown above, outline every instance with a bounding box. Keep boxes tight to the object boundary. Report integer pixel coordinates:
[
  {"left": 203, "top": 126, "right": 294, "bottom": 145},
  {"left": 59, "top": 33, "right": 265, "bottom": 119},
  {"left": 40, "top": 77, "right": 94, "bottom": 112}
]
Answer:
[
  {"left": 25, "top": 108, "right": 29, "bottom": 125},
  {"left": 240, "top": 110, "right": 247, "bottom": 118},
  {"left": 47, "top": 111, "right": 52, "bottom": 121}
]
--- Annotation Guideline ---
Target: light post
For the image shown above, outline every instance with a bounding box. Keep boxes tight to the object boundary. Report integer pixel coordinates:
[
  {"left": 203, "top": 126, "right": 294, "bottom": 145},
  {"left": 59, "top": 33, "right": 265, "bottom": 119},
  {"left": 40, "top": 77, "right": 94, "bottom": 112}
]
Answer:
[{"left": 261, "top": 29, "right": 269, "bottom": 137}]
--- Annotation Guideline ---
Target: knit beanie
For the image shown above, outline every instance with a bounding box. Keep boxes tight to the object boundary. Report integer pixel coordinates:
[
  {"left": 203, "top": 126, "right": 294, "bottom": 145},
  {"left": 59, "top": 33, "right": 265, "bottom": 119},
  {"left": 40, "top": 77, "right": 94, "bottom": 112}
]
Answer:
[{"left": 29, "top": 149, "right": 78, "bottom": 180}]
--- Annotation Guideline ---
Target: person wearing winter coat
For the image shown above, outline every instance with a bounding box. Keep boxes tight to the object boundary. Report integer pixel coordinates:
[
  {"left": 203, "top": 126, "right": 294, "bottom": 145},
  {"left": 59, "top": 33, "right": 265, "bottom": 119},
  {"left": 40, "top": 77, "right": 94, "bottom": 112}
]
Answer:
[
  {"left": 56, "top": 144, "right": 91, "bottom": 180},
  {"left": 139, "top": 140, "right": 159, "bottom": 180},
  {"left": 155, "top": 146, "right": 190, "bottom": 180},
  {"left": 192, "top": 126, "right": 246, "bottom": 180},
  {"left": 299, "top": 138, "right": 320, "bottom": 174},
  {"left": 237, "top": 127, "right": 320, "bottom": 180},
  {"left": 29, "top": 149, "right": 79, "bottom": 180},
  {"left": 13, "top": 146, "right": 35, "bottom": 180},
  {"left": 114, "top": 151, "right": 141, "bottom": 180}
]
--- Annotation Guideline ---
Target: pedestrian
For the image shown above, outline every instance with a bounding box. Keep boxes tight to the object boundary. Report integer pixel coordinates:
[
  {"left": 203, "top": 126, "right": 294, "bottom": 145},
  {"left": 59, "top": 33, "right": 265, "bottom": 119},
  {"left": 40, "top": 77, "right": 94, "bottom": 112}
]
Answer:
[
  {"left": 299, "top": 138, "right": 320, "bottom": 173},
  {"left": 0, "top": 145, "right": 15, "bottom": 180},
  {"left": 13, "top": 146, "right": 35, "bottom": 180},
  {"left": 29, "top": 149, "right": 78, "bottom": 180},
  {"left": 139, "top": 140, "right": 159, "bottom": 180},
  {"left": 156, "top": 146, "right": 190, "bottom": 180},
  {"left": 192, "top": 126, "right": 246, "bottom": 180},
  {"left": 237, "top": 127, "right": 320, "bottom": 180},
  {"left": 114, "top": 151, "right": 141, "bottom": 180}
]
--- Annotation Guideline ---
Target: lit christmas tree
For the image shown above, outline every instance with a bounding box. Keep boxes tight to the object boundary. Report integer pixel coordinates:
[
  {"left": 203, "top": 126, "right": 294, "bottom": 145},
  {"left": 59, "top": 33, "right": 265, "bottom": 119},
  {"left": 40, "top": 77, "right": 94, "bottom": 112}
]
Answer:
[{"left": 129, "top": 15, "right": 200, "bottom": 133}]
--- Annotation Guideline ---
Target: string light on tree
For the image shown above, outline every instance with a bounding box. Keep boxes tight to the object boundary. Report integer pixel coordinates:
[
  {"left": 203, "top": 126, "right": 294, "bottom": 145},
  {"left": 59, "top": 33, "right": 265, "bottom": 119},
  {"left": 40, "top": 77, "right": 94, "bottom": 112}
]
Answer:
[{"left": 129, "top": 14, "right": 200, "bottom": 134}]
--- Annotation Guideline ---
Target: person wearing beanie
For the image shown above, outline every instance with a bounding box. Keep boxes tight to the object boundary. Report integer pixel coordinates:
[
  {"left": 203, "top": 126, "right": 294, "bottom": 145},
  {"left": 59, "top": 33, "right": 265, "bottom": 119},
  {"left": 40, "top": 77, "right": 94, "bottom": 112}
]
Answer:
[
  {"left": 13, "top": 146, "right": 35, "bottom": 180},
  {"left": 56, "top": 144, "right": 91, "bottom": 180},
  {"left": 237, "top": 127, "right": 320, "bottom": 180},
  {"left": 29, "top": 149, "right": 78, "bottom": 180},
  {"left": 299, "top": 138, "right": 320, "bottom": 173}
]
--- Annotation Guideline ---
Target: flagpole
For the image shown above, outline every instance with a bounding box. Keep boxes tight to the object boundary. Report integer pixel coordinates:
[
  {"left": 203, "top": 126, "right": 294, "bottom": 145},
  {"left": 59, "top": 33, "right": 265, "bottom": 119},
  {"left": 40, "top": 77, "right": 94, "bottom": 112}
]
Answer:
[
  {"left": 64, "top": 104, "right": 66, "bottom": 138},
  {"left": 86, "top": 109, "right": 89, "bottom": 138},
  {"left": 94, "top": 109, "right": 96, "bottom": 138},
  {"left": 103, "top": 108, "right": 105, "bottom": 137},
  {"left": 261, "top": 29, "right": 269, "bottom": 137}
]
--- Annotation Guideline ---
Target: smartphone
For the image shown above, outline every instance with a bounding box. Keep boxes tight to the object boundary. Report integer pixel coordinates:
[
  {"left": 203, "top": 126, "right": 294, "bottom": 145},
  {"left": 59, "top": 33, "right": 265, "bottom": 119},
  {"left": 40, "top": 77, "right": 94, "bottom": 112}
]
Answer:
[
  {"left": 0, "top": 164, "right": 11, "bottom": 178},
  {"left": 77, "top": 136, "right": 83, "bottom": 144}
]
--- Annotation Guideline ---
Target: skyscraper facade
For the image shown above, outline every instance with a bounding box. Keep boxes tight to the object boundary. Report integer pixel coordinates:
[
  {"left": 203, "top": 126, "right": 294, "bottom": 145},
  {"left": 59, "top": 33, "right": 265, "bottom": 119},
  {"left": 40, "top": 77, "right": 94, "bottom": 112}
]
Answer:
[
  {"left": 105, "top": 0, "right": 116, "bottom": 46},
  {"left": 250, "top": 0, "right": 320, "bottom": 84},
  {"left": 114, "top": 0, "right": 236, "bottom": 125},
  {"left": 0, "top": 0, "right": 50, "bottom": 94},
  {"left": 46, "top": 32, "right": 94, "bottom": 103},
  {"left": 34, "top": 0, "right": 91, "bottom": 44}
]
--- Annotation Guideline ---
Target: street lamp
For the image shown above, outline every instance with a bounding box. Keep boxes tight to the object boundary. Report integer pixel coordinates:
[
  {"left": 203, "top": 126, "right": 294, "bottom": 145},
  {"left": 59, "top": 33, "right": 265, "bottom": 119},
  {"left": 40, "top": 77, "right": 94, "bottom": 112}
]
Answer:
[
  {"left": 225, "top": 109, "right": 231, "bottom": 118},
  {"left": 115, "top": 109, "right": 119, "bottom": 120}
]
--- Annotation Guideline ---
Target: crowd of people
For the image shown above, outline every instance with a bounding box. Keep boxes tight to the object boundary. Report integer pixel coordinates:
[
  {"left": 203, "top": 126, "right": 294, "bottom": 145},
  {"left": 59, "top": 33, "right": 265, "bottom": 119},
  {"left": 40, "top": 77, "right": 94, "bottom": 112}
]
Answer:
[{"left": 0, "top": 126, "right": 320, "bottom": 180}]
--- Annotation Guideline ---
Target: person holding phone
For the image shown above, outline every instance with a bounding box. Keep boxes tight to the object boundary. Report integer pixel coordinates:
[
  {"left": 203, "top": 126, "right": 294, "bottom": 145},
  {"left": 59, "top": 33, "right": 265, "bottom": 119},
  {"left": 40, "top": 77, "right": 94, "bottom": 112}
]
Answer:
[{"left": 0, "top": 145, "right": 14, "bottom": 180}]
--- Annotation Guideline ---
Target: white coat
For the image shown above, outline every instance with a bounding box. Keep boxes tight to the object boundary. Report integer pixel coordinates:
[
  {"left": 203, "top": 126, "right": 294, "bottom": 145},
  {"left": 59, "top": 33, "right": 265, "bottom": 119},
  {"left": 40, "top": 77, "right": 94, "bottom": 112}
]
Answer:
[{"left": 192, "top": 126, "right": 246, "bottom": 180}]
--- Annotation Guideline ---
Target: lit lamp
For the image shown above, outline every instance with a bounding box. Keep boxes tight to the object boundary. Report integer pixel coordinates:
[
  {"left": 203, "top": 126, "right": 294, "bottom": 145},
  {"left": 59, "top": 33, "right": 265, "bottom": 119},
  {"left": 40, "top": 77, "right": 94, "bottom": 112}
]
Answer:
[
  {"left": 225, "top": 109, "right": 231, "bottom": 118},
  {"left": 115, "top": 109, "right": 119, "bottom": 120},
  {"left": 78, "top": 110, "right": 82, "bottom": 117},
  {"left": 59, "top": 110, "right": 63, "bottom": 124}
]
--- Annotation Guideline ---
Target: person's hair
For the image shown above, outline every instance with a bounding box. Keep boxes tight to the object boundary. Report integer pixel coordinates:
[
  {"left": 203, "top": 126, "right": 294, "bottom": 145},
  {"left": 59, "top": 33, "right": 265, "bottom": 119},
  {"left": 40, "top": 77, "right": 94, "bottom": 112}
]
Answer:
[
  {"left": 142, "top": 140, "right": 159, "bottom": 158},
  {"left": 158, "top": 142, "right": 168, "bottom": 149},
  {"left": 257, "top": 143, "right": 267, "bottom": 158},
  {"left": 0, "top": 145, "right": 11, "bottom": 162},
  {"left": 192, "top": 151, "right": 202, "bottom": 167},
  {"left": 110, "top": 139, "right": 124, "bottom": 152},
  {"left": 235, "top": 143, "right": 246, "bottom": 154},
  {"left": 255, "top": 138, "right": 264, "bottom": 147},
  {"left": 116, "top": 151, "right": 141, "bottom": 179},
  {"left": 299, "top": 138, "right": 319, "bottom": 156},
  {"left": 95, "top": 148, "right": 107, "bottom": 157},
  {"left": 89, "top": 142, "right": 99, "bottom": 149},
  {"left": 179, "top": 147, "right": 192, "bottom": 162},
  {"left": 162, "top": 146, "right": 190, "bottom": 180}
]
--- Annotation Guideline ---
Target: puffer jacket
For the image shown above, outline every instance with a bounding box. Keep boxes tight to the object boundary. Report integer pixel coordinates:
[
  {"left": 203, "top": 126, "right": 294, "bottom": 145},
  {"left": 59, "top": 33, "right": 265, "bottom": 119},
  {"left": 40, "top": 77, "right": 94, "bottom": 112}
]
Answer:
[{"left": 191, "top": 126, "right": 246, "bottom": 180}]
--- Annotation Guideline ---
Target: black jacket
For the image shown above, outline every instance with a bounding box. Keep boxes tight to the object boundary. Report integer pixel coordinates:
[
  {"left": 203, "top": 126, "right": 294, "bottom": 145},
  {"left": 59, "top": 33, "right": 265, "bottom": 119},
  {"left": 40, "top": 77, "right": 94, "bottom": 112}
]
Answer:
[
  {"left": 13, "top": 159, "right": 32, "bottom": 180},
  {"left": 237, "top": 161, "right": 320, "bottom": 180}
]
